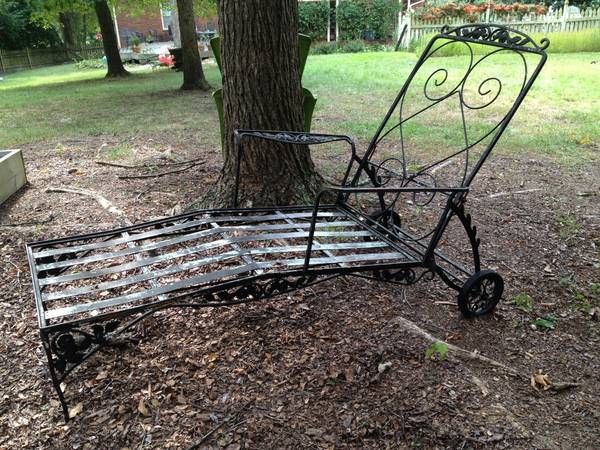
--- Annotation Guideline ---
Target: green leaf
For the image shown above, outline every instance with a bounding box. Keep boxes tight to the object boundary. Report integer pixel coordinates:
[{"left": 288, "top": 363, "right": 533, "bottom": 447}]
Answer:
[
  {"left": 425, "top": 341, "right": 448, "bottom": 360},
  {"left": 512, "top": 292, "right": 533, "bottom": 312},
  {"left": 533, "top": 315, "right": 556, "bottom": 330}
]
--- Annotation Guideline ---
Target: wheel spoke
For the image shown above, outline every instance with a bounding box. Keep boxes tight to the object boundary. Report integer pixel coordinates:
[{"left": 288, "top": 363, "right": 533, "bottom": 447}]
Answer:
[{"left": 458, "top": 271, "right": 503, "bottom": 317}]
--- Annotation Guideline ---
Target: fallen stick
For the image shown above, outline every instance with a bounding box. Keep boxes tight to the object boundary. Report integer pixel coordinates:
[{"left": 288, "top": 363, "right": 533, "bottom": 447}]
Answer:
[
  {"left": 94, "top": 160, "right": 138, "bottom": 169},
  {"left": 118, "top": 161, "right": 205, "bottom": 180},
  {"left": 2, "top": 260, "right": 21, "bottom": 289},
  {"left": 0, "top": 214, "right": 54, "bottom": 227},
  {"left": 95, "top": 157, "right": 205, "bottom": 170},
  {"left": 549, "top": 381, "right": 581, "bottom": 392},
  {"left": 46, "top": 187, "right": 125, "bottom": 217},
  {"left": 431, "top": 159, "right": 454, "bottom": 174},
  {"left": 391, "top": 316, "right": 582, "bottom": 392},
  {"left": 488, "top": 188, "right": 542, "bottom": 199},
  {"left": 187, "top": 400, "right": 253, "bottom": 450},
  {"left": 391, "top": 316, "right": 520, "bottom": 377},
  {"left": 186, "top": 421, "right": 227, "bottom": 450}
]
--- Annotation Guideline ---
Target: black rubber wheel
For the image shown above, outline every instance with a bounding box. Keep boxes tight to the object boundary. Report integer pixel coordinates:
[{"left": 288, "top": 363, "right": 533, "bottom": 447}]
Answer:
[{"left": 458, "top": 270, "right": 503, "bottom": 318}]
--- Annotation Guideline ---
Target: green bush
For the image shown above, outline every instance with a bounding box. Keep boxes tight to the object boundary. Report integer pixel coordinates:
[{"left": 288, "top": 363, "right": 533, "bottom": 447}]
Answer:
[
  {"left": 337, "top": 1, "right": 366, "bottom": 40},
  {"left": 338, "top": 39, "right": 367, "bottom": 53},
  {"left": 298, "top": 0, "right": 330, "bottom": 41},
  {"left": 368, "top": 0, "right": 400, "bottom": 40},
  {"left": 531, "top": 29, "right": 600, "bottom": 53},
  {"left": 337, "top": 0, "right": 400, "bottom": 41},
  {"left": 410, "top": 28, "right": 600, "bottom": 56},
  {"left": 75, "top": 58, "right": 106, "bottom": 70},
  {"left": 311, "top": 41, "right": 338, "bottom": 54},
  {"left": 310, "top": 40, "right": 391, "bottom": 55},
  {"left": 409, "top": 33, "right": 476, "bottom": 56}
]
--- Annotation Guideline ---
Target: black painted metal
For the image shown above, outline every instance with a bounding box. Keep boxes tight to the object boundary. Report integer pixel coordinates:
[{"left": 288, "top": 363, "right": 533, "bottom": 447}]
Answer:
[{"left": 26, "top": 24, "right": 548, "bottom": 422}]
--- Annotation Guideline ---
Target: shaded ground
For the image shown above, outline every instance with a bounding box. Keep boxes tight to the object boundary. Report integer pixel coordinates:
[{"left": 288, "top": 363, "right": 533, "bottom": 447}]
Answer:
[{"left": 1, "top": 132, "right": 598, "bottom": 449}]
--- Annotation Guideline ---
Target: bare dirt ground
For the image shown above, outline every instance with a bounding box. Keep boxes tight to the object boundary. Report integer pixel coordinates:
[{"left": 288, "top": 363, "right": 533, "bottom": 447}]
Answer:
[{"left": 1, "top": 135, "right": 599, "bottom": 449}]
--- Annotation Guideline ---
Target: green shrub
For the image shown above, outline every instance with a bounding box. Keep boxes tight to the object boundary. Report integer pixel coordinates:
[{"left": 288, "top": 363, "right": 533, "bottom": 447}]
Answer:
[
  {"left": 338, "top": 39, "right": 367, "bottom": 53},
  {"left": 410, "top": 29, "right": 600, "bottom": 57},
  {"left": 298, "top": 0, "right": 330, "bottom": 41},
  {"left": 310, "top": 40, "right": 391, "bottom": 55},
  {"left": 75, "top": 58, "right": 106, "bottom": 70},
  {"left": 409, "top": 33, "right": 487, "bottom": 56},
  {"left": 425, "top": 341, "right": 448, "bottom": 360},
  {"left": 311, "top": 41, "right": 338, "bottom": 54},
  {"left": 337, "top": 0, "right": 400, "bottom": 41},
  {"left": 337, "top": 1, "right": 366, "bottom": 40},
  {"left": 512, "top": 292, "right": 533, "bottom": 312},
  {"left": 368, "top": 0, "right": 400, "bottom": 40},
  {"left": 531, "top": 29, "right": 600, "bottom": 53}
]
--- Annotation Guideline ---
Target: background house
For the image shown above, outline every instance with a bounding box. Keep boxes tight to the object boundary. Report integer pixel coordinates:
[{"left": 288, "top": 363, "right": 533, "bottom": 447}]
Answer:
[{"left": 114, "top": 6, "right": 217, "bottom": 48}]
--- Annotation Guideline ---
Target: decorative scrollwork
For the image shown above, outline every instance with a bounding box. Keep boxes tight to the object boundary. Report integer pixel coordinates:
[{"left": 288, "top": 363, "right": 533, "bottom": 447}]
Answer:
[
  {"left": 372, "top": 267, "right": 436, "bottom": 285},
  {"left": 49, "top": 319, "right": 120, "bottom": 373},
  {"left": 407, "top": 171, "right": 438, "bottom": 207},
  {"left": 449, "top": 196, "right": 481, "bottom": 273},
  {"left": 240, "top": 131, "right": 348, "bottom": 146},
  {"left": 204, "top": 275, "right": 318, "bottom": 305},
  {"left": 441, "top": 24, "right": 550, "bottom": 50},
  {"left": 373, "top": 157, "right": 405, "bottom": 187}
]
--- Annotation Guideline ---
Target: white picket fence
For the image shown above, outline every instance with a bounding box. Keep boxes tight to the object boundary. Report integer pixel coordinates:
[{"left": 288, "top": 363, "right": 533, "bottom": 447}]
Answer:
[{"left": 398, "top": 6, "right": 600, "bottom": 47}]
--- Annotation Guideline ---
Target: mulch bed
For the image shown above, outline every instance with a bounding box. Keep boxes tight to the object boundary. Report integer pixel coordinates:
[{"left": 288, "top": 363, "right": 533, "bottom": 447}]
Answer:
[{"left": 0, "top": 135, "right": 599, "bottom": 449}]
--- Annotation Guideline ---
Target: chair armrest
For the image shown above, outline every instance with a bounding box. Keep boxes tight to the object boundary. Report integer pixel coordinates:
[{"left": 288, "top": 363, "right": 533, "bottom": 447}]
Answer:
[
  {"left": 234, "top": 129, "right": 356, "bottom": 154},
  {"left": 232, "top": 129, "right": 359, "bottom": 207}
]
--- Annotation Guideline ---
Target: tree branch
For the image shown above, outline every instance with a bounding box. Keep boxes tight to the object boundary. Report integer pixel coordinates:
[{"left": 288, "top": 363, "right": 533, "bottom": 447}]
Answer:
[
  {"left": 46, "top": 187, "right": 125, "bottom": 217},
  {"left": 118, "top": 161, "right": 205, "bottom": 180}
]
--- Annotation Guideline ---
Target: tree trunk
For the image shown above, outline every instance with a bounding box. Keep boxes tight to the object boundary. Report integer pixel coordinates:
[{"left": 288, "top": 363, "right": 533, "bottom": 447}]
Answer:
[
  {"left": 202, "top": 0, "right": 322, "bottom": 208},
  {"left": 94, "top": 0, "right": 129, "bottom": 78},
  {"left": 170, "top": 0, "right": 181, "bottom": 48},
  {"left": 59, "top": 12, "right": 75, "bottom": 49},
  {"left": 176, "top": 0, "right": 210, "bottom": 90}
]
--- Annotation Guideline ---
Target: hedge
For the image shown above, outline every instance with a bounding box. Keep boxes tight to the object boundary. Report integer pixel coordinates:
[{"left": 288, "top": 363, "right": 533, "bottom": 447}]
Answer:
[
  {"left": 298, "top": 0, "right": 330, "bottom": 40},
  {"left": 337, "top": 0, "right": 400, "bottom": 41}
]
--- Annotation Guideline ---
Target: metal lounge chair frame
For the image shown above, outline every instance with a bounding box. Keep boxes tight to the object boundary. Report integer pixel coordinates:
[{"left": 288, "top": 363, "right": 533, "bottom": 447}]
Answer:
[{"left": 26, "top": 24, "right": 548, "bottom": 421}]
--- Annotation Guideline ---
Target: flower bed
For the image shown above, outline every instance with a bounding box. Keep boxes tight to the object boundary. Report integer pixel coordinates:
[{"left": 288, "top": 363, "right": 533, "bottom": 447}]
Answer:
[{"left": 415, "top": 2, "right": 547, "bottom": 22}]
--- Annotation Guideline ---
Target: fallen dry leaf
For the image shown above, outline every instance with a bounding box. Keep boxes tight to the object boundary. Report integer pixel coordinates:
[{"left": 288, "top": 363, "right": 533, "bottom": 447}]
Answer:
[
  {"left": 530, "top": 370, "right": 551, "bottom": 391},
  {"left": 378, "top": 361, "right": 392, "bottom": 373},
  {"left": 137, "top": 398, "right": 150, "bottom": 417},
  {"left": 69, "top": 402, "right": 83, "bottom": 419}
]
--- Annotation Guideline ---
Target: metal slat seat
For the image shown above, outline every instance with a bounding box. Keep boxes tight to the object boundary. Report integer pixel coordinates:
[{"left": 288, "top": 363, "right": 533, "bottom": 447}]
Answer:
[{"left": 28, "top": 206, "right": 411, "bottom": 327}]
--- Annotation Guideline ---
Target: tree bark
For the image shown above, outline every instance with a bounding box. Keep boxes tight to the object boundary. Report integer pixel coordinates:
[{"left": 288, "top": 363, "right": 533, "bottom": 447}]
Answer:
[
  {"left": 170, "top": 0, "right": 181, "bottom": 48},
  {"left": 94, "top": 0, "right": 129, "bottom": 78},
  {"left": 59, "top": 12, "right": 75, "bottom": 49},
  {"left": 176, "top": 0, "right": 210, "bottom": 90},
  {"left": 201, "top": 0, "right": 322, "bottom": 208}
]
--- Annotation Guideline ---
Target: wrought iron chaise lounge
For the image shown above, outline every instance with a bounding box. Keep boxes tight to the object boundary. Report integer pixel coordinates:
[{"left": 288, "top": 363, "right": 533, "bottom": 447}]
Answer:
[{"left": 26, "top": 24, "right": 549, "bottom": 421}]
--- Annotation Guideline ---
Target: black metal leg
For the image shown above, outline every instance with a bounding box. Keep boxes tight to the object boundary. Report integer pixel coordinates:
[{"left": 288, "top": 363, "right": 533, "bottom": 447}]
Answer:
[
  {"left": 450, "top": 199, "right": 481, "bottom": 275},
  {"left": 41, "top": 332, "right": 70, "bottom": 422}
]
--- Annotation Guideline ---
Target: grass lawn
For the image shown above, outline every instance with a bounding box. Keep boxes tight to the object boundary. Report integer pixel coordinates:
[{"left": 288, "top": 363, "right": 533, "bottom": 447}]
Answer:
[{"left": 0, "top": 51, "right": 598, "bottom": 166}]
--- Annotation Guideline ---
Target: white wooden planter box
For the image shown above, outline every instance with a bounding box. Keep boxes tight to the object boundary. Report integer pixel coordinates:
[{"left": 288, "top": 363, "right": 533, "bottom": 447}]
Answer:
[{"left": 0, "top": 149, "right": 27, "bottom": 206}]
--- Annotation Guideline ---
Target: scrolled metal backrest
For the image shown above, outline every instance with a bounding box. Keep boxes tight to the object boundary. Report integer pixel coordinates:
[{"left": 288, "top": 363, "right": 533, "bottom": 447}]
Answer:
[{"left": 350, "top": 24, "right": 548, "bottom": 193}]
